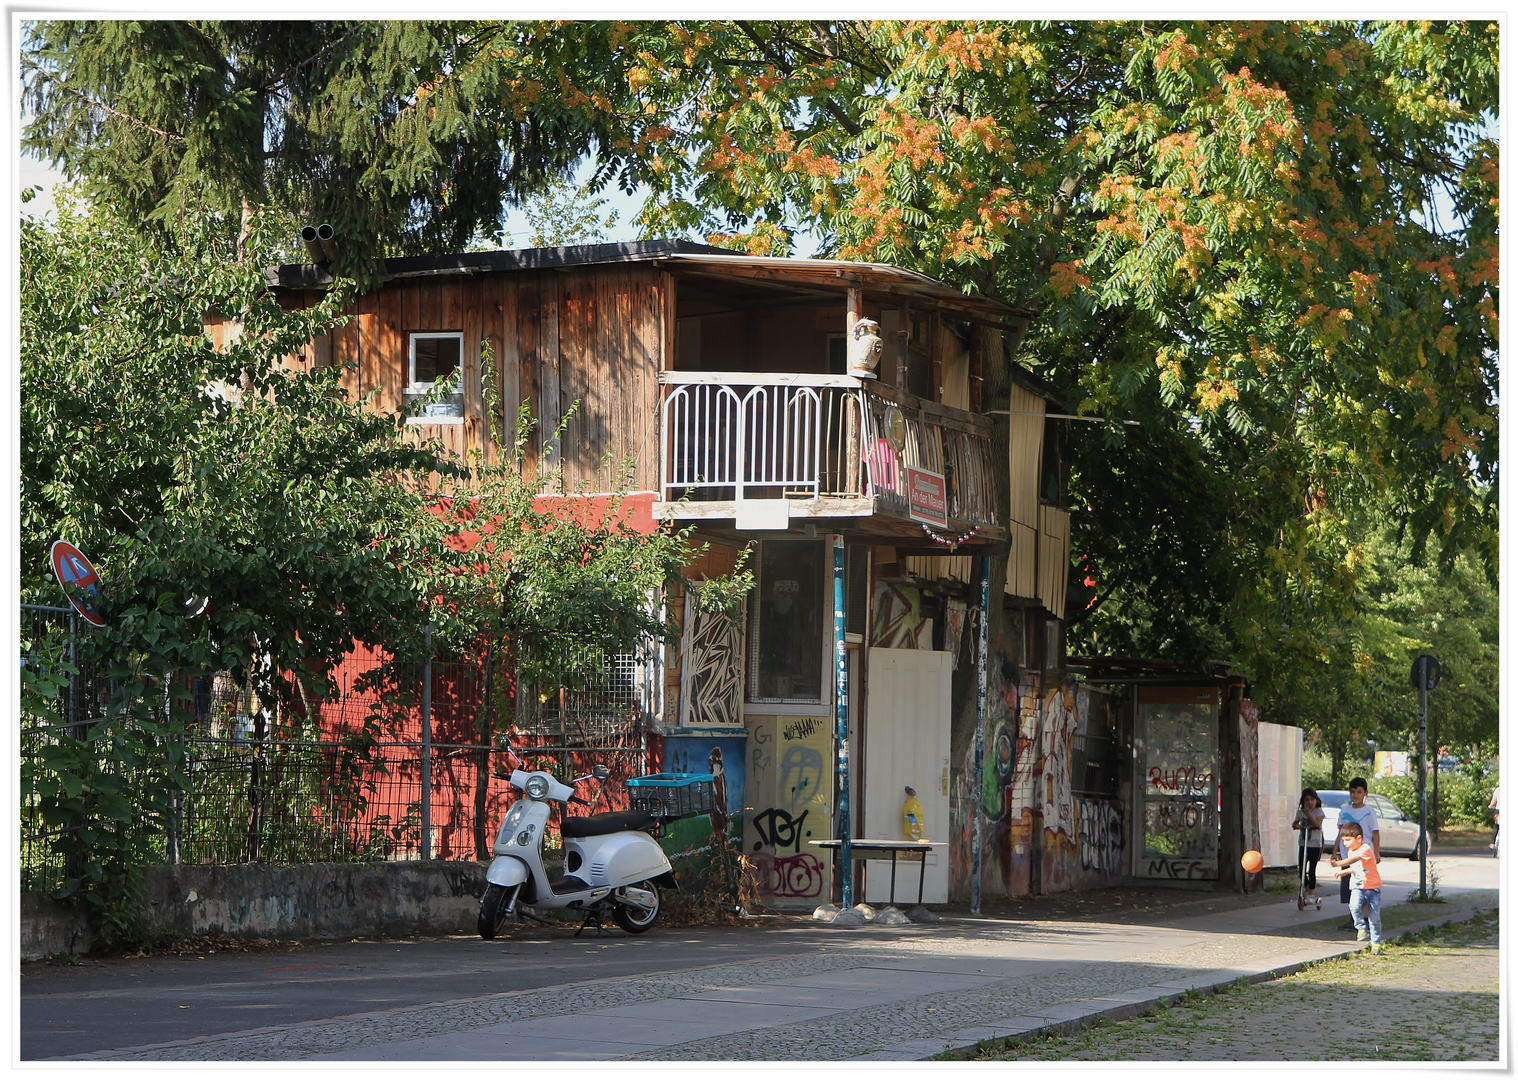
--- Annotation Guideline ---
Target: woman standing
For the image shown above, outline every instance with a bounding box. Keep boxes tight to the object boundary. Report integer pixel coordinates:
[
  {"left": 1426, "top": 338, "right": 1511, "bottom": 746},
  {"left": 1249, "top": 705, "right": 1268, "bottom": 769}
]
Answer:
[{"left": 1292, "top": 788, "right": 1326, "bottom": 895}]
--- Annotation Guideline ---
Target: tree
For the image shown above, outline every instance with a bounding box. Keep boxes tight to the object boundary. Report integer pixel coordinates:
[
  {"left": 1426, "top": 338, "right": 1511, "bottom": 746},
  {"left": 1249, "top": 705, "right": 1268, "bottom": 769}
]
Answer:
[
  {"left": 20, "top": 21, "right": 602, "bottom": 278},
  {"left": 26, "top": 19, "right": 1498, "bottom": 748},
  {"left": 21, "top": 191, "right": 746, "bottom": 915},
  {"left": 535, "top": 20, "right": 1498, "bottom": 691}
]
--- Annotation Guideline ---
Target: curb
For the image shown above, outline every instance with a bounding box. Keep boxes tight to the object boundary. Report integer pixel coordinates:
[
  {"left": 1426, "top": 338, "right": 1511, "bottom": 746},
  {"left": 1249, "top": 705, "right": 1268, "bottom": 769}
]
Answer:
[{"left": 855, "top": 899, "right": 1497, "bottom": 1061}]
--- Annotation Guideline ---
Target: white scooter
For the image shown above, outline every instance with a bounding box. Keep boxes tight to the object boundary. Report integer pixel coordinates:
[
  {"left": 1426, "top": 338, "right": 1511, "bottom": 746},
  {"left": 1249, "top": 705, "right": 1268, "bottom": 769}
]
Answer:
[{"left": 478, "top": 751, "right": 677, "bottom": 939}]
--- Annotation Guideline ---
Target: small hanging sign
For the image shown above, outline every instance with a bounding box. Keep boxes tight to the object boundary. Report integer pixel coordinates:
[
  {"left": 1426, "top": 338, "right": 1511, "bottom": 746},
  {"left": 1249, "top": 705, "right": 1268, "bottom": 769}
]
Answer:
[
  {"left": 905, "top": 466, "right": 948, "bottom": 528},
  {"left": 50, "top": 540, "right": 106, "bottom": 627}
]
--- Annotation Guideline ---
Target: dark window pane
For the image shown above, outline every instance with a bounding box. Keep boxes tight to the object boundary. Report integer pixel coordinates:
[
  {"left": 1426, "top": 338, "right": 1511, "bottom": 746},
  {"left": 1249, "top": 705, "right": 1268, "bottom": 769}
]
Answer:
[
  {"left": 413, "top": 336, "right": 460, "bottom": 385},
  {"left": 750, "top": 538, "right": 824, "bottom": 700}
]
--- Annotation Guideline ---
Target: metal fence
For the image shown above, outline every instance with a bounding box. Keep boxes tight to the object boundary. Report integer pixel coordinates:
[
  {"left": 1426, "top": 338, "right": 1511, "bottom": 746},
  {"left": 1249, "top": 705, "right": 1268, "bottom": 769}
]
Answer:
[{"left": 20, "top": 607, "right": 650, "bottom": 891}]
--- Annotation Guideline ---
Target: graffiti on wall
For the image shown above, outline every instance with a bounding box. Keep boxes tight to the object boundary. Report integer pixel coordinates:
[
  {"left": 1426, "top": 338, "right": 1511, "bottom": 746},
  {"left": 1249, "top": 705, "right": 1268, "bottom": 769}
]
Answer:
[
  {"left": 744, "top": 715, "right": 831, "bottom": 904},
  {"left": 950, "top": 672, "right": 1126, "bottom": 901},
  {"left": 1078, "top": 798, "right": 1124, "bottom": 876},
  {"left": 872, "top": 581, "right": 931, "bottom": 650},
  {"left": 680, "top": 590, "right": 745, "bottom": 727}
]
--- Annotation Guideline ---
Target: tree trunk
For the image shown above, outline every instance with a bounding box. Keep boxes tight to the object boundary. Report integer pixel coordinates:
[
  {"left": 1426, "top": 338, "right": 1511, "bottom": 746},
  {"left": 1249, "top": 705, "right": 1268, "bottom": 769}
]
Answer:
[{"left": 1330, "top": 740, "right": 1345, "bottom": 790}]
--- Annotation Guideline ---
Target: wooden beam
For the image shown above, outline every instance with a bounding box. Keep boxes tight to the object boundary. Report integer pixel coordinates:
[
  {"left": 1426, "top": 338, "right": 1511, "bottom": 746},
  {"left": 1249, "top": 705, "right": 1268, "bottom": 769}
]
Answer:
[
  {"left": 846, "top": 286, "right": 861, "bottom": 331},
  {"left": 660, "top": 270, "right": 677, "bottom": 372}
]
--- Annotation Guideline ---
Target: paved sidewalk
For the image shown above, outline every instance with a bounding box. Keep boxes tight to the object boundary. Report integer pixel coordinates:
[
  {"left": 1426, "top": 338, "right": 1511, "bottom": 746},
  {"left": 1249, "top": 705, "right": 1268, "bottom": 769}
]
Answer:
[{"left": 59, "top": 876, "right": 1498, "bottom": 1062}]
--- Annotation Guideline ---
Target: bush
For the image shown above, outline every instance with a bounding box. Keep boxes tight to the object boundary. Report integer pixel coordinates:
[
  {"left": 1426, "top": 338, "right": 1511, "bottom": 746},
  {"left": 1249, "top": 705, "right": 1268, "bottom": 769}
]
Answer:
[{"left": 1369, "top": 770, "right": 1496, "bottom": 828}]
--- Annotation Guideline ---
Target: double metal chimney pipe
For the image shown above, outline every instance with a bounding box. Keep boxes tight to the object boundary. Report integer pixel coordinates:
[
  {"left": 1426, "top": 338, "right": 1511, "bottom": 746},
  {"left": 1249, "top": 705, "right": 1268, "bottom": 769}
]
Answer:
[{"left": 300, "top": 224, "right": 339, "bottom": 265}]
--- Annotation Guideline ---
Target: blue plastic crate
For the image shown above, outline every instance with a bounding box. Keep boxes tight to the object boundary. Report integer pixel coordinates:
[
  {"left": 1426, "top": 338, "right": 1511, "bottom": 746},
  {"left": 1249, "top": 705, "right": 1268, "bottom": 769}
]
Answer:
[{"left": 627, "top": 772, "right": 717, "bottom": 819}]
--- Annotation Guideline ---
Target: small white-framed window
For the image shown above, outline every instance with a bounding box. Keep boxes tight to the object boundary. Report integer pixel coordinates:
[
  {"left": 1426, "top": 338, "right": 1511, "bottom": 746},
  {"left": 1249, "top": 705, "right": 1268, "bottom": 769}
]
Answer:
[
  {"left": 407, "top": 332, "right": 462, "bottom": 390},
  {"left": 405, "top": 331, "right": 464, "bottom": 423}
]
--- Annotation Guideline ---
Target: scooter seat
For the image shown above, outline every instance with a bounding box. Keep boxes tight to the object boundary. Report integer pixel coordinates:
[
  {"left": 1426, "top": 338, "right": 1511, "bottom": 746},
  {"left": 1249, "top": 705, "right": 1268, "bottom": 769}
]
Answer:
[{"left": 561, "top": 809, "right": 658, "bottom": 838}]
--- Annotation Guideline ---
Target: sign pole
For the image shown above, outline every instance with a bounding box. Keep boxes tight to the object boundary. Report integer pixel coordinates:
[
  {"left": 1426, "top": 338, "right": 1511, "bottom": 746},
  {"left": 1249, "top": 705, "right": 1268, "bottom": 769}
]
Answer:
[
  {"left": 832, "top": 533, "right": 852, "bottom": 909},
  {"left": 971, "top": 555, "right": 990, "bottom": 915},
  {"left": 1418, "top": 666, "right": 1428, "bottom": 899},
  {"left": 1411, "top": 654, "right": 1440, "bottom": 899}
]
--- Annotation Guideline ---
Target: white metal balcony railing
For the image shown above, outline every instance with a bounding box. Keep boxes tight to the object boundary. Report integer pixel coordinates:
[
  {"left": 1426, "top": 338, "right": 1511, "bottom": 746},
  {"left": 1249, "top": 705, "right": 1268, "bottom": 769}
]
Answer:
[{"left": 658, "top": 372, "right": 997, "bottom": 527}]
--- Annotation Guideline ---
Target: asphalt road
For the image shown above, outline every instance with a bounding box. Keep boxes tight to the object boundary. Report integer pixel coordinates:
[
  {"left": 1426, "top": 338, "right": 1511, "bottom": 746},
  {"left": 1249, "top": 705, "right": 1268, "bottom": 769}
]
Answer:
[
  {"left": 20, "top": 923, "right": 847, "bottom": 1059},
  {"left": 20, "top": 849, "right": 1498, "bottom": 1061}
]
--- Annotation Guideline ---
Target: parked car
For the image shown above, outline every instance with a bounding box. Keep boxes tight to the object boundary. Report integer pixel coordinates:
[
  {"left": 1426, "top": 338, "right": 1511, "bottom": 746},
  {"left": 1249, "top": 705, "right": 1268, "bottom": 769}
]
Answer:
[{"left": 1315, "top": 789, "right": 1427, "bottom": 859}]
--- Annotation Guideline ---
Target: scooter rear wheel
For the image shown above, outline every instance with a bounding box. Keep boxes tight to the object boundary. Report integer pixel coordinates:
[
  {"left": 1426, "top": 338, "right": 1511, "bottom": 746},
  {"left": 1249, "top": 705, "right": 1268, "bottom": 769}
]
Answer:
[
  {"left": 612, "top": 880, "right": 662, "bottom": 934},
  {"left": 478, "top": 883, "right": 517, "bottom": 940}
]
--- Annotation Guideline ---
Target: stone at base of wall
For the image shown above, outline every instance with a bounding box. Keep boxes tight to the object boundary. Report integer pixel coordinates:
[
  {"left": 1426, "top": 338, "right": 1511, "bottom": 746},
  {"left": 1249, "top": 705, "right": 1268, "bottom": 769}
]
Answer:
[{"left": 21, "top": 861, "right": 490, "bottom": 960}]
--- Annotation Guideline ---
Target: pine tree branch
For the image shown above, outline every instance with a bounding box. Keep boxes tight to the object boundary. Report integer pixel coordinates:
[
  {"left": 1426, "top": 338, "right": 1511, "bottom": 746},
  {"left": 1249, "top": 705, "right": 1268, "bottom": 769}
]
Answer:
[{"left": 22, "top": 57, "right": 185, "bottom": 143}]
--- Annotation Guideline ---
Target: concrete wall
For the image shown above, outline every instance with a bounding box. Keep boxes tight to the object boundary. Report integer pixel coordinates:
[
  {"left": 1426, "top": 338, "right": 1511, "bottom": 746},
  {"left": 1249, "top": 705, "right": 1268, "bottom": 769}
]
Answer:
[
  {"left": 20, "top": 892, "right": 91, "bottom": 961},
  {"left": 21, "top": 861, "right": 489, "bottom": 959}
]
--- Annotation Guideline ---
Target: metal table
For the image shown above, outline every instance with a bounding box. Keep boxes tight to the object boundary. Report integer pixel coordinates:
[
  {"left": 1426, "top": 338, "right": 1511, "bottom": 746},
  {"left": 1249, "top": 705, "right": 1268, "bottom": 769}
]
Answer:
[{"left": 810, "top": 839, "right": 942, "bottom": 907}]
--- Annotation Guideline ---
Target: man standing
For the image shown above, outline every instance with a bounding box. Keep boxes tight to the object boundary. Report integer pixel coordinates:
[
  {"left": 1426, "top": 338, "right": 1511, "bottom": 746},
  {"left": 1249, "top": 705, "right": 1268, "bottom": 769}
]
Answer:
[{"left": 1336, "top": 777, "right": 1380, "bottom": 929}]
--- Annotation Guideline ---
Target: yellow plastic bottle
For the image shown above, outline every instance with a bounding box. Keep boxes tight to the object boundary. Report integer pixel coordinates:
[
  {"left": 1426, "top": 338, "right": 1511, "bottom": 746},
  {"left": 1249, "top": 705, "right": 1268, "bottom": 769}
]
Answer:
[{"left": 902, "top": 786, "right": 924, "bottom": 841}]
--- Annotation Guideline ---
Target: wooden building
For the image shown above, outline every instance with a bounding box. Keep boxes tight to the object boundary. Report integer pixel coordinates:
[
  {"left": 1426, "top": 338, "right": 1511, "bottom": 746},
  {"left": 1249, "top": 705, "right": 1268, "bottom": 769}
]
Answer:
[{"left": 264, "top": 241, "right": 1108, "bottom": 906}]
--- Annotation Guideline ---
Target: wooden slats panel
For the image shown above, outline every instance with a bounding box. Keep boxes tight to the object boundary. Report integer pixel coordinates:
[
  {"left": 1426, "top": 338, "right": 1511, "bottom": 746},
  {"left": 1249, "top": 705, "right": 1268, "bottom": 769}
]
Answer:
[
  {"left": 1005, "top": 520, "right": 1038, "bottom": 599},
  {"left": 539, "top": 273, "right": 561, "bottom": 470},
  {"left": 275, "top": 265, "right": 667, "bottom": 488},
  {"left": 1038, "top": 505, "right": 1071, "bottom": 616},
  {"left": 1007, "top": 382, "right": 1044, "bottom": 529},
  {"left": 376, "top": 286, "right": 402, "bottom": 415}
]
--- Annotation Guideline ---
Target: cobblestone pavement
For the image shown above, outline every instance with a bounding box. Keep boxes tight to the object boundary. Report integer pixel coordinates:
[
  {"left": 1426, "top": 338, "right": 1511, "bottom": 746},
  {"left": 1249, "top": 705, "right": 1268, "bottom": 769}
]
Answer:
[{"left": 979, "top": 912, "right": 1500, "bottom": 1062}]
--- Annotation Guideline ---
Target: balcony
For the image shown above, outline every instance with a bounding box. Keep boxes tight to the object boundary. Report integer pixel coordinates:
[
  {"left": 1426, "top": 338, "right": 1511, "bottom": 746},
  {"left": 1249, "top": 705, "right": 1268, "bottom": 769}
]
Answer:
[{"left": 654, "top": 372, "right": 1002, "bottom": 542}]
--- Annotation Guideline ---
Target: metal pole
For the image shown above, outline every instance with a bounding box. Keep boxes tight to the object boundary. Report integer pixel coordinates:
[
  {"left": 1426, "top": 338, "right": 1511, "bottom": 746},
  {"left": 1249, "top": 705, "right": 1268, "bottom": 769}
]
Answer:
[
  {"left": 832, "top": 533, "right": 852, "bottom": 908},
  {"left": 1418, "top": 668, "right": 1429, "bottom": 898},
  {"left": 67, "top": 609, "right": 80, "bottom": 735},
  {"left": 421, "top": 623, "right": 433, "bottom": 862},
  {"left": 971, "top": 555, "right": 990, "bottom": 915}
]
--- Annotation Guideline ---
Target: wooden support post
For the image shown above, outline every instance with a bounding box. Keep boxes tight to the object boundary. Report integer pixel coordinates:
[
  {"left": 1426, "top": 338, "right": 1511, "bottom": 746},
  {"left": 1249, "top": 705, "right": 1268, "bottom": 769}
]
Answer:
[
  {"left": 846, "top": 286, "right": 861, "bottom": 332},
  {"left": 930, "top": 312, "right": 943, "bottom": 403}
]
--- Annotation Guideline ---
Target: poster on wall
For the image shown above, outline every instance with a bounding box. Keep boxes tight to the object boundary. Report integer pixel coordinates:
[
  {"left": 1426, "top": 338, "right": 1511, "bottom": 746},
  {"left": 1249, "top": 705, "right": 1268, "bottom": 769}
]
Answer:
[
  {"left": 679, "top": 586, "right": 746, "bottom": 727},
  {"left": 658, "top": 735, "right": 749, "bottom": 888}
]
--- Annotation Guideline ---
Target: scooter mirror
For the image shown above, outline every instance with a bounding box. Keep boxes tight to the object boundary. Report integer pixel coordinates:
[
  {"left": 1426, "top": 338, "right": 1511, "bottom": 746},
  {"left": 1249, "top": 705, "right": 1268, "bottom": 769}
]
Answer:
[{"left": 592, "top": 764, "right": 610, "bottom": 780}]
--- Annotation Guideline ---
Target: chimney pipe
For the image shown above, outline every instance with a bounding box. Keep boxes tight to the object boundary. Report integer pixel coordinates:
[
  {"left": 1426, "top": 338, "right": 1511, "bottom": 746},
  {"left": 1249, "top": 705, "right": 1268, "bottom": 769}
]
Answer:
[
  {"left": 300, "top": 225, "right": 324, "bottom": 265},
  {"left": 317, "top": 223, "right": 339, "bottom": 264}
]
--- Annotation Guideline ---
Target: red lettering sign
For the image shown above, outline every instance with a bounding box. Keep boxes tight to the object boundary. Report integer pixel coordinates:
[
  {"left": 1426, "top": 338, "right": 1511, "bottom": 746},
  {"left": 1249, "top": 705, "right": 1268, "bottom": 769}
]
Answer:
[{"left": 905, "top": 466, "right": 948, "bottom": 528}]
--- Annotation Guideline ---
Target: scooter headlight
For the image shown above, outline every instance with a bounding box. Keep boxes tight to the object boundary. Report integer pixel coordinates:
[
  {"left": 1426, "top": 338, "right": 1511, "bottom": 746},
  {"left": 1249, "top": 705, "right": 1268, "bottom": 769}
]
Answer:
[{"left": 524, "top": 774, "right": 551, "bottom": 800}]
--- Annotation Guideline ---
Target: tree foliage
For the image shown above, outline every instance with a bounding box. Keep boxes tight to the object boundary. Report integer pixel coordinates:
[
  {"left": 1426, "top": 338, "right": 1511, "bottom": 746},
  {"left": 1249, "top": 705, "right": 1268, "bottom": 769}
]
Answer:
[
  {"left": 20, "top": 21, "right": 601, "bottom": 277},
  {"left": 23, "top": 18, "right": 1497, "bottom": 750}
]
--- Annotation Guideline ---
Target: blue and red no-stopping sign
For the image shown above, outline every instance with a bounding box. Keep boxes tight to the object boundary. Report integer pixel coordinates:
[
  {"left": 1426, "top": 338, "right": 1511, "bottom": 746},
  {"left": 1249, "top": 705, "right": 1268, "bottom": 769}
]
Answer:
[{"left": 50, "top": 540, "right": 106, "bottom": 627}]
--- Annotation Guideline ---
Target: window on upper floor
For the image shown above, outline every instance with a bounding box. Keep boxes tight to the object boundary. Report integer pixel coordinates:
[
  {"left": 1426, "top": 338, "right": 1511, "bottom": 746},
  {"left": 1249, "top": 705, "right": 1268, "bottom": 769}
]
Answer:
[{"left": 406, "top": 331, "right": 463, "bottom": 422}]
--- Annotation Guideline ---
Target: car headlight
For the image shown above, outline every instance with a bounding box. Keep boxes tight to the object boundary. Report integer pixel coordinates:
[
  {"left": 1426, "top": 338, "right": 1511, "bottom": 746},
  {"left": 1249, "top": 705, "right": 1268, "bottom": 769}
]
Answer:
[{"left": 524, "top": 774, "right": 550, "bottom": 800}]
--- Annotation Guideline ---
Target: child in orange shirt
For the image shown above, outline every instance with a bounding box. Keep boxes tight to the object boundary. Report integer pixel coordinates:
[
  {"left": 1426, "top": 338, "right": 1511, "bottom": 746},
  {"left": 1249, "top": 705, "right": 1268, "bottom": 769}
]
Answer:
[{"left": 1329, "top": 820, "right": 1383, "bottom": 952}]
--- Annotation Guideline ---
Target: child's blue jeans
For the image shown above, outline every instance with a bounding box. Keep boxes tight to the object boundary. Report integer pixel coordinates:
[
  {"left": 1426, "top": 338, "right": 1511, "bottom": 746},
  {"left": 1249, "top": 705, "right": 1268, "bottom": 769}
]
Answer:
[{"left": 1350, "top": 887, "right": 1382, "bottom": 944}]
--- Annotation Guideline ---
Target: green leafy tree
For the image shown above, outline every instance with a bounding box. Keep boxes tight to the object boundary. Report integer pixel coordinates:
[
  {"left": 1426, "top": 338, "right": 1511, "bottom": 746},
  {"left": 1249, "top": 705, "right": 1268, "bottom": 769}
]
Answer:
[
  {"left": 20, "top": 21, "right": 601, "bottom": 278},
  {"left": 21, "top": 193, "right": 748, "bottom": 918}
]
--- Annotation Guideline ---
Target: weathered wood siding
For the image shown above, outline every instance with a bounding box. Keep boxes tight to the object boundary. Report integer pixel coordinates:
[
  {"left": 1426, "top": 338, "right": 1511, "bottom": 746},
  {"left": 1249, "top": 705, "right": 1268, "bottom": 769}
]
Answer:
[
  {"left": 1005, "top": 382, "right": 1046, "bottom": 600},
  {"left": 277, "top": 266, "right": 665, "bottom": 491}
]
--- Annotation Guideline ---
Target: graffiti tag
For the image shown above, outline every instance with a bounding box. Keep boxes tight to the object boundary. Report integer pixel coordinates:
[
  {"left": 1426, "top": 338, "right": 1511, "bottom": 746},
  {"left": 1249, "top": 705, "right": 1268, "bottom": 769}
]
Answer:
[
  {"left": 753, "top": 851, "right": 825, "bottom": 899},
  {"left": 751, "top": 807, "right": 810, "bottom": 853},
  {"left": 778, "top": 745, "right": 825, "bottom": 810},
  {"left": 1078, "top": 798, "right": 1124, "bottom": 876},
  {"left": 783, "top": 717, "right": 822, "bottom": 741},
  {"left": 1147, "top": 766, "right": 1215, "bottom": 796},
  {"left": 1145, "top": 858, "right": 1214, "bottom": 880}
]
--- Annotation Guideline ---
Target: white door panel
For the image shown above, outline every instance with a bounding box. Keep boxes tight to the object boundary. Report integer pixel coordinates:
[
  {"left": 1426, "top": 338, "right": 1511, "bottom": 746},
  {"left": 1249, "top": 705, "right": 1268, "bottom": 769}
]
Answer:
[{"left": 862, "top": 647, "right": 952, "bottom": 904}]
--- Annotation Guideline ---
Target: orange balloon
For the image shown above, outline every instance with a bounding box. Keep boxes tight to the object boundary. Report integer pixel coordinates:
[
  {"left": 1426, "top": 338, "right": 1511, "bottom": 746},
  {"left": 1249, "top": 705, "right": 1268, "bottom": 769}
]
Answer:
[{"left": 1241, "top": 850, "right": 1265, "bottom": 874}]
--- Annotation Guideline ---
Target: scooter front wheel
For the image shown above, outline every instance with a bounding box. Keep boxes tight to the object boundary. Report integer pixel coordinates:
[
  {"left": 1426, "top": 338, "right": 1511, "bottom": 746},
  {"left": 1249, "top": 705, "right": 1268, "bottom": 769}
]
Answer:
[
  {"left": 612, "top": 880, "right": 662, "bottom": 934},
  {"left": 478, "top": 883, "right": 518, "bottom": 940}
]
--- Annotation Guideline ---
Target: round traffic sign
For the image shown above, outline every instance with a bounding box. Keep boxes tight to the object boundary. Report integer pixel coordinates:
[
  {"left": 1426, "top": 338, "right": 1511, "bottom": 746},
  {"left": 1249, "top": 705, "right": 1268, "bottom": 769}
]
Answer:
[
  {"left": 1410, "top": 653, "right": 1442, "bottom": 690},
  {"left": 49, "top": 540, "right": 106, "bottom": 627}
]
